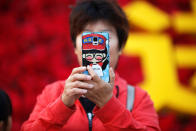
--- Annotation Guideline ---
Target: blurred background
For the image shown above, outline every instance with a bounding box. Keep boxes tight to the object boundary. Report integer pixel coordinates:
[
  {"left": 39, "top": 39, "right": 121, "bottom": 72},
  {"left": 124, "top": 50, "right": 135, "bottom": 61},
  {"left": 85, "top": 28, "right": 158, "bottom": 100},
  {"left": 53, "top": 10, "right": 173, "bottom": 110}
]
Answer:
[{"left": 0, "top": 0, "right": 196, "bottom": 130}]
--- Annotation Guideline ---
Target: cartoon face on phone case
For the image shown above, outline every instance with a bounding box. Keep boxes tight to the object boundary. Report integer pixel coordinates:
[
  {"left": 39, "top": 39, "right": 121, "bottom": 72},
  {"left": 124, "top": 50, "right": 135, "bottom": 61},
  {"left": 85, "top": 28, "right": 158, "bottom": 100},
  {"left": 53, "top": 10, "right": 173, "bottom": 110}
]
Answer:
[{"left": 82, "top": 32, "right": 110, "bottom": 83}]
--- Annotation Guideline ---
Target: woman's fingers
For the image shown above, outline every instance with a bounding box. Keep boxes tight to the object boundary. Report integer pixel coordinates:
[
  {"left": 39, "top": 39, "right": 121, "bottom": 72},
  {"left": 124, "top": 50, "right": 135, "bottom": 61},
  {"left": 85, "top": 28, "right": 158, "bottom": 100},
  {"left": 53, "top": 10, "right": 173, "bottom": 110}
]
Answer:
[
  {"left": 69, "top": 88, "right": 88, "bottom": 96},
  {"left": 69, "top": 74, "right": 92, "bottom": 82},
  {"left": 87, "top": 65, "right": 100, "bottom": 82},
  {"left": 66, "top": 81, "right": 94, "bottom": 89},
  {"left": 109, "top": 67, "right": 115, "bottom": 86},
  {"left": 71, "top": 66, "right": 87, "bottom": 75}
]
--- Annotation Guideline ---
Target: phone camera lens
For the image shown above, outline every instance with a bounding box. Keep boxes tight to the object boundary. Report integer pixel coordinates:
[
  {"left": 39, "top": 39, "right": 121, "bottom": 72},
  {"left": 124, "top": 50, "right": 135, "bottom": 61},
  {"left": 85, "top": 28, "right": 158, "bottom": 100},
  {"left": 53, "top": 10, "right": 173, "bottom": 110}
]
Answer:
[
  {"left": 93, "top": 37, "right": 98, "bottom": 45},
  {"left": 93, "top": 37, "right": 98, "bottom": 41}
]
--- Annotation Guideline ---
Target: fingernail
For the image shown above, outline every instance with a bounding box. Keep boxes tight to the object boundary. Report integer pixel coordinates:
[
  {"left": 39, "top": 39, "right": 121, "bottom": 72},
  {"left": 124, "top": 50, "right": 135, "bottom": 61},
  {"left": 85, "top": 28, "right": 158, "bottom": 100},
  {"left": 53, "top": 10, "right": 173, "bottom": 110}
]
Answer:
[
  {"left": 86, "top": 75, "right": 91, "bottom": 80},
  {"left": 89, "top": 84, "right": 94, "bottom": 88},
  {"left": 83, "top": 90, "right": 87, "bottom": 93},
  {"left": 110, "top": 67, "right": 113, "bottom": 72}
]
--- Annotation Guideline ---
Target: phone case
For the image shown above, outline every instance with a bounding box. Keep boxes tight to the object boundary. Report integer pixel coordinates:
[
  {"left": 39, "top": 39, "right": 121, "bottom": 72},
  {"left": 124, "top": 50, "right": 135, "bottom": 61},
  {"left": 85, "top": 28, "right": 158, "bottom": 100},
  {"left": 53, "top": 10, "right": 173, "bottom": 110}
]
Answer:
[{"left": 82, "top": 32, "right": 110, "bottom": 83}]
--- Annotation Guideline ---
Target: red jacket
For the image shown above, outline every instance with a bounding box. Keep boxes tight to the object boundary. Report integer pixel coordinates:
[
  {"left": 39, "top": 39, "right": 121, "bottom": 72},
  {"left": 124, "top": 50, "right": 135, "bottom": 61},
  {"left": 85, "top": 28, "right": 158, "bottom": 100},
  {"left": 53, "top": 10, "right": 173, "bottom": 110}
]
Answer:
[{"left": 21, "top": 73, "right": 160, "bottom": 131}]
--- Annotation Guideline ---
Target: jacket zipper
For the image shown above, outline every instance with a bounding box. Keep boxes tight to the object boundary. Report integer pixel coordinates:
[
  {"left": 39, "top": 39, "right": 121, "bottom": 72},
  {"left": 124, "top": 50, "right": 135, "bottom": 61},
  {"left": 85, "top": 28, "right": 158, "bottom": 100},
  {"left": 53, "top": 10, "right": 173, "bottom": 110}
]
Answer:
[{"left": 87, "top": 112, "right": 94, "bottom": 131}]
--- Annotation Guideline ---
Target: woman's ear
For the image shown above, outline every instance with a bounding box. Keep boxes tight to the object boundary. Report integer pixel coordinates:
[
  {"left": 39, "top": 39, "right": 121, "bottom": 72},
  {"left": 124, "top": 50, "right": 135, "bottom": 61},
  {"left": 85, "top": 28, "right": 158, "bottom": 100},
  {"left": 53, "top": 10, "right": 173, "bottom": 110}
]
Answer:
[
  {"left": 74, "top": 48, "right": 78, "bottom": 55},
  {"left": 118, "top": 49, "right": 122, "bottom": 55},
  {"left": 119, "top": 43, "right": 126, "bottom": 55},
  {"left": 74, "top": 45, "right": 80, "bottom": 55},
  {"left": 0, "top": 121, "right": 3, "bottom": 129}
]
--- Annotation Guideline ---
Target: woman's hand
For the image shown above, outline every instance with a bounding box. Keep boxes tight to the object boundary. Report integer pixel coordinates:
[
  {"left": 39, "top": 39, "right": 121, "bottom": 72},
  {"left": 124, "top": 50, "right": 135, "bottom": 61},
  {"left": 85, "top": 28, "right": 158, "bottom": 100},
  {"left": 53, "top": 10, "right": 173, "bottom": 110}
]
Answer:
[
  {"left": 85, "top": 66, "right": 115, "bottom": 108},
  {"left": 61, "top": 66, "right": 94, "bottom": 107}
]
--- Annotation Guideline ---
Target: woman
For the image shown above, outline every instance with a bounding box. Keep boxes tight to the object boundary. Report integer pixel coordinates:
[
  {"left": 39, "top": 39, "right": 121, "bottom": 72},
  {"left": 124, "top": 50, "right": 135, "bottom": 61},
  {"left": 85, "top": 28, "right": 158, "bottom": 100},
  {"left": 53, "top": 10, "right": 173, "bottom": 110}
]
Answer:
[{"left": 22, "top": 0, "right": 160, "bottom": 130}]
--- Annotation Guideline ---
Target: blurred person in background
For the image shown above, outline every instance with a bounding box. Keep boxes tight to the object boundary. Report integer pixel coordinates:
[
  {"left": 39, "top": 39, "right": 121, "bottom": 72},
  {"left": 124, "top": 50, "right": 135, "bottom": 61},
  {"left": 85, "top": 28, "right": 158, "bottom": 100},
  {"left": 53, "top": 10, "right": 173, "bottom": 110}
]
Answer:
[
  {"left": 0, "top": 89, "right": 12, "bottom": 131},
  {"left": 22, "top": 0, "right": 160, "bottom": 130}
]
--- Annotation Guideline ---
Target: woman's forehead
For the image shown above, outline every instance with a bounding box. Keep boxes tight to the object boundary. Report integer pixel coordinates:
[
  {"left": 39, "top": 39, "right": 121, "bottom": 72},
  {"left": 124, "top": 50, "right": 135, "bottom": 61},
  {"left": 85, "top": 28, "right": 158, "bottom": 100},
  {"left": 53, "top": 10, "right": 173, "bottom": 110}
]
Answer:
[{"left": 83, "top": 21, "right": 115, "bottom": 33}]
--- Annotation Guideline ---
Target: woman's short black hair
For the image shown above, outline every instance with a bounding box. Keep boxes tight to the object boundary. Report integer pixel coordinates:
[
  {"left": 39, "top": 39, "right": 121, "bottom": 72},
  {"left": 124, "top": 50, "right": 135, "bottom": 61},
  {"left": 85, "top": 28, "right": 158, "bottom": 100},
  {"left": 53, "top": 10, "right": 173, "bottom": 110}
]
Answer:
[
  {"left": 0, "top": 89, "right": 12, "bottom": 128},
  {"left": 70, "top": 0, "right": 130, "bottom": 50}
]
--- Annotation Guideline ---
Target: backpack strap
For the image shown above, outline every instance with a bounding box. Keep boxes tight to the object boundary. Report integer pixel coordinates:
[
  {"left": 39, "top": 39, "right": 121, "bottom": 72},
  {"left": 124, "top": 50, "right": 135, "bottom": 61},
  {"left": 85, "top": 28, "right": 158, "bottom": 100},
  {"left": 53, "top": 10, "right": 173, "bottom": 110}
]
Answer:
[{"left": 126, "top": 85, "right": 135, "bottom": 111}]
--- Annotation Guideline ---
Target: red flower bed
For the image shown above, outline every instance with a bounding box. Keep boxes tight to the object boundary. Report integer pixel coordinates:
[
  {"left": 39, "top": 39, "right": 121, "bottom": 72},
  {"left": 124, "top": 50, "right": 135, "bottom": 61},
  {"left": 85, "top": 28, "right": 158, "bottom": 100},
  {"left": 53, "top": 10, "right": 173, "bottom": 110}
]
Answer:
[{"left": 0, "top": 0, "right": 195, "bottom": 131}]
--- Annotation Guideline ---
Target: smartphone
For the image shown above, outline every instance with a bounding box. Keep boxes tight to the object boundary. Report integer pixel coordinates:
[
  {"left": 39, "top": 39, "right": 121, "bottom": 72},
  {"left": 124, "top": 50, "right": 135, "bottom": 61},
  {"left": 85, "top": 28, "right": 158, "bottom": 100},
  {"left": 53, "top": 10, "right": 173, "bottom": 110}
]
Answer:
[{"left": 82, "top": 32, "right": 110, "bottom": 83}]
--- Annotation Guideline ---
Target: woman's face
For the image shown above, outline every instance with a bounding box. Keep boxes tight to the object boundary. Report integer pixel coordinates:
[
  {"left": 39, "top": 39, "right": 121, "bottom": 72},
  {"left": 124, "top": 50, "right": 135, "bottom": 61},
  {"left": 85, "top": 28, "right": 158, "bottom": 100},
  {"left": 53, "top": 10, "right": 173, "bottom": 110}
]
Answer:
[{"left": 75, "top": 20, "right": 121, "bottom": 69}]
